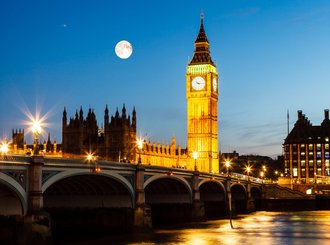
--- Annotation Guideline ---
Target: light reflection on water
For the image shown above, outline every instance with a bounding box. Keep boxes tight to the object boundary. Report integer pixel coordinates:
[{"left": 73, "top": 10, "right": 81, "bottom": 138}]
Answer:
[{"left": 75, "top": 211, "right": 330, "bottom": 245}]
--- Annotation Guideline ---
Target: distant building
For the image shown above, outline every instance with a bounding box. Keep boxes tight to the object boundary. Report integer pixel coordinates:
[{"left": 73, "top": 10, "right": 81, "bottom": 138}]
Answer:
[
  {"left": 62, "top": 105, "right": 137, "bottom": 162},
  {"left": 284, "top": 110, "right": 330, "bottom": 184}
]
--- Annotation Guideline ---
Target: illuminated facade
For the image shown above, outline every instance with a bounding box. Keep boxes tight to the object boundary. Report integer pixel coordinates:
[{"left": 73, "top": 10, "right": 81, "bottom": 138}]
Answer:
[
  {"left": 284, "top": 110, "right": 330, "bottom": 184},
  {"left": 186, "top": 15, "right": 219, "bottom": 173}
]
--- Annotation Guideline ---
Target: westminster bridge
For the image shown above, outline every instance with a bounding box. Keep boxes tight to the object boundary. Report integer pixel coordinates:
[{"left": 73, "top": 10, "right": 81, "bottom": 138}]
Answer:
[{"left": 0, "top": 154, "right": 311, "bottom": 240}]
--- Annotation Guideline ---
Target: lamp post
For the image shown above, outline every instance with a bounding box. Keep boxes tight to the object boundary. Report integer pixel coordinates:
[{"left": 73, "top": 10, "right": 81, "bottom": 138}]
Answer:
[
  {"left": 193, "top": 151, "right": 198, "bottom": 171},
  {"left": 246, "top": 166, "right": 251, "bottom": 182},
  {"left": 225, "top": 160, "right": 231, "bottom": 177},
  {"left": 260, "top": 171, "right": 264, "bottom": 183},
  {"left": 32, "top": 120, "right": 42, "bottom": 155},
  {"left": 137, "top": 138, "right": 143, "bottom": 164}
]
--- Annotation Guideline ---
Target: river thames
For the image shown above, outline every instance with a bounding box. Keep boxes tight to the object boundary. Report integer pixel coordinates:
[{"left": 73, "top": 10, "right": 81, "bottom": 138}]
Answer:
[{"left": 69, "top": 211, "right": 330, "bottom": 245}]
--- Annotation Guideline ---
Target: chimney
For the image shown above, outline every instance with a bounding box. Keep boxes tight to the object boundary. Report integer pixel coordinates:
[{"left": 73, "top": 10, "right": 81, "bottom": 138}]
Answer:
[
  {"left": 298, "top": 110, "right": 303, "bottom": 120},
  {"left": 325, "top": 109, "right": 329, "bottom": 120}
]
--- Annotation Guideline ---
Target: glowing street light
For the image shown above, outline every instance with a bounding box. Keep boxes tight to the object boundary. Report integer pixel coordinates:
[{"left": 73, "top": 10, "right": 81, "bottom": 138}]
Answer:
[
  {"left": 0, "top": 141, "right": 9, "bottom": 154},
  {"left": 86, "top": 153, "right": 94, "bottom": 161},
  {"left": 193, "top": 151, "right": 198, "bottom": 171},
  {"left": 245, "top": 165, "right": 252, "bottom": 181},
  {"left": 137, "top": 138, "right": 143, "bottom": 164},
  {"left": 31, "top": 119, "right": 42, "bottom": 155},
  {"left": 225, "top": 160, "right": 231, "bottom": 177}
]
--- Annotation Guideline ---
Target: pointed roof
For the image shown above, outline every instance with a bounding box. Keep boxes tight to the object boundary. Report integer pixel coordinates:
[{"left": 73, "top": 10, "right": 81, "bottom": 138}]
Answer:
[
  {"left": 195, "top": 12, "right": 208, "bottom": 43},
  {"left": 189, "top": 13, "right": 215, "bottom": 66}
]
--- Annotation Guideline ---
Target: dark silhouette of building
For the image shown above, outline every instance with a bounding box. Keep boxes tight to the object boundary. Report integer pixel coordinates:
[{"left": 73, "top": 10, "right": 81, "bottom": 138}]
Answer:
[
  {"left": 62, "top": 105, "right": 137, "bottom": 162},
  {"left": 284, "top": 110, "right": 330, "bottom": 184},
  {"left": 12, "top": 129, "right": 24, "bottom": 149}
]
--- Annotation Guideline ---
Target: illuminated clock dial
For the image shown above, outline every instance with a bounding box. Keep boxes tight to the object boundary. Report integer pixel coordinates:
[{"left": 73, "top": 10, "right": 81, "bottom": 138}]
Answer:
[
  {"left": 192, "top": 76, "right": 205, "bottom": 91},
  {"left": 212, "top": 78, "right": 217, "bottom": 92}
]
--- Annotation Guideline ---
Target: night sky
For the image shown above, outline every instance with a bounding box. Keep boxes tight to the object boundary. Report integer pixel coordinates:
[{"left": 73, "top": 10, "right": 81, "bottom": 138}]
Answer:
[{"left": 1, "top": 0, "right": 330, "bottom": 158}]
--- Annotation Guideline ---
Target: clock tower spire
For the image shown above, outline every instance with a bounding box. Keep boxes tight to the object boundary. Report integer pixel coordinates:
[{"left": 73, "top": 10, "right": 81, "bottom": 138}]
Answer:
[{"left": 186, "top": 14, "right": 219, "bottom": 173}]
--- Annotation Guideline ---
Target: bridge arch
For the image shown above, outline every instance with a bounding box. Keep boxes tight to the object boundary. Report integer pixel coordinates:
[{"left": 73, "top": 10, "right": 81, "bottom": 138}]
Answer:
[
  {"left": 231, "top": 183, "right": 247, "bottom": 213},
  {"left": 0, "top": 172, "right": 27, "bottom": 215},
  {"left": 143, "top": 174, "right": 192, "bottom": 199},
  {"left": 199, "top": 179, "right": 227, "bottom": 218},
  {"left": 143, "top": 174, "right": 192, "bottom": 225},
  {"left": 42, "top": 169, "right": 134, "bottom": 208}
]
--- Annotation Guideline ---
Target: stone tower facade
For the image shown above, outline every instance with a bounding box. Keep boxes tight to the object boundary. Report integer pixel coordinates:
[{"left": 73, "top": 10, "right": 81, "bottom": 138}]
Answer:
[{"left": 186, "top": 15, "right": 219, "bottom": 173}]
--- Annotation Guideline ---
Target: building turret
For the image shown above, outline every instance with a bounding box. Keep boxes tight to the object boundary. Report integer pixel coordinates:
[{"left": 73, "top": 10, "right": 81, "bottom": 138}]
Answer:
[
  {"left": 105, "top": 104, "right": 109, "bottom": 125},
  {"left": 63, "top": 107, "right": 67, "bottom": 126},
  {"left": 79, "top": 106, "right": 84, "bottom": 123}
]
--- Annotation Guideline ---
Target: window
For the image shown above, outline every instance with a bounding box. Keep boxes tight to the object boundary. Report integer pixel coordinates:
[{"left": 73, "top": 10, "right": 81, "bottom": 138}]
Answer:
[
  {"left": 309, "top": 144, "right": 313, "bottom": 150},
  {"left": 301, "top": 152, "right": 306, "bottom": 156},
  {"left": 317, "top": 144, "right": 321, "bottom": 150},
  {"left": 317, "top": 168, "right": 322, "bottom": 175},
  {"left": 317, "top": 160, "right": 322, "bottom": 166},
  {"left": 309, "top": 160, "right": 314, "bottom": 166},
  {"left": 326, "top": 137, "right": 329, "bottom": 142},
  {"left": 301, "top": 160, "right": 306, "bottom": 167},
  {"left": 317, "top": 152, "right": 322, "bottom": 158},
  {"left": 326, "top": 152, "right": 330, "bottom": 159},
  {"left": 309, "top": 152, "right": 313, "bottom": 156},
  {"left": 301, "top": 144, "right": 305, "bottom": 148},
  {"left": 301, "top": 169, "right": 306, "bottom": 177},
  {"left": 293, "top": 168, "right": 298, "bottom": 177},
  {"left": 325, "top": 144, "right": 329, "bottom": 150}
]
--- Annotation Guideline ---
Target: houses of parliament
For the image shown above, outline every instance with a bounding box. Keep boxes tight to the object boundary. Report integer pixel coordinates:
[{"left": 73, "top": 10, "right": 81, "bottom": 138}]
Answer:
[{"left": 10, "top": 16, "right": 220, "bottom": 173}]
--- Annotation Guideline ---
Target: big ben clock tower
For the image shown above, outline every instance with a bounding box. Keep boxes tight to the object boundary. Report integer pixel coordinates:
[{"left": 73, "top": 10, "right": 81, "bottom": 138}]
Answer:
[{"left": 186, "top": 14, "right": 219, "bottom": 173}]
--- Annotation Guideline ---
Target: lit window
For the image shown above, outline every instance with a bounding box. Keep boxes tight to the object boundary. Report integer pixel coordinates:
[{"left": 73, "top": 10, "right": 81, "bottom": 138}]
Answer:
[
  {"left": 309, "top": 144, "right": 313, "bottom": 150},
  {"left": 309, "top": 160, "right": 314, "bottom": 166},
  {"left": 326, "top": 152, "right": 330, "bottom": 159},
  {"left": 301, "top": 160, "right": 306, "bottom": 166},
  {"left": 309, "top": 152, "right": 313, "bottom": 155},
  {"left": 326, "top": 144, "right": 329, "bottom": 150},
  {"left": 317, "top": 160, "right": 321, "bottom": 166},
  {"left": 317, "top": 152, "right": 322, "bottom": 158},
  {"left": 317, "top": 168, "right": 322, "bottom": 175},
  {"left": 301, "top": 169, "right": 306, "bottom": 177},
  {"left": 301, "top": 152, "right": 305, "bottom": 155},
  {"left": 293, "top": 168, "right": 298, "bottom": 177},
  {"left": 326, "top": 137, "right": 329, "bottom": 142},
  {"left": 317, "top": 144, "right": 321, "bottom": 150},
  {"left": 301, "top": 144, "right": 305, "bottom": 148}
]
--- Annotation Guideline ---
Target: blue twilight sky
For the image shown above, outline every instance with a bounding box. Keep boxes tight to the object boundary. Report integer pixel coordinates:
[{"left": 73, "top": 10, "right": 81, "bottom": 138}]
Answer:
[{"left": 1, "top": 0, "right": 330, "bottom": 158}]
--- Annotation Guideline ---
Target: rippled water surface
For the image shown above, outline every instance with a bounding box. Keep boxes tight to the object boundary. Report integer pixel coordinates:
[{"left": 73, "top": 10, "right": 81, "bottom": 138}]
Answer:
[{"left": 74, "top": 211, "right": 330, "bottom": 245}]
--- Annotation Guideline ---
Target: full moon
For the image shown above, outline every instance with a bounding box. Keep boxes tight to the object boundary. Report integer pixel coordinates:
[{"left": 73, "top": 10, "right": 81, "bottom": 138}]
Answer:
[{"left": 115, "top": 40, "right": 133, "bottom": 59}]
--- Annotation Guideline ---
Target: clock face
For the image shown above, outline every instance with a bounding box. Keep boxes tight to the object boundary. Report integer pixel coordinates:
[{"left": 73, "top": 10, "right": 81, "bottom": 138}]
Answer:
[
  {"left": 212, "top": 78, "right": 217, "bottom": 92},
  {"left": 192, "top": 76, "right": 205, "bottom": 91}
]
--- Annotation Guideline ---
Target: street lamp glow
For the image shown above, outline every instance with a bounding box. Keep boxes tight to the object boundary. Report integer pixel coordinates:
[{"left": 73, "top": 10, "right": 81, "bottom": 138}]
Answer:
[
  {"left": 225, "top": 160, "right": 231, "bottom": 176},
  {"left": 0, "top": 141, "right": 9, "bottom": 154},
  {"left": 136, "top": 137, "right": 144, "bottom": 164},
  {"left": 193, "top": 151, "right": 198, "bottom": 171},
  {"left": 32, "top": 120, "right": 42, "bottom": 135},
  {"left": 86, "top": 153, "right": 94, "bottom": 161},
  {"left": 137, "top": 138, "right": 143, "bottom": 151},
  {"left": 193, "top": 151, "right": 198, "bottom": 160}
]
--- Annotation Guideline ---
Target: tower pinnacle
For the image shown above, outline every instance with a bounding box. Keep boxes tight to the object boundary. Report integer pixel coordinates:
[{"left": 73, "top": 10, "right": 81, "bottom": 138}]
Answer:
[{"left": 189, "top": 13, "right": 214, "bottom": 66}]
